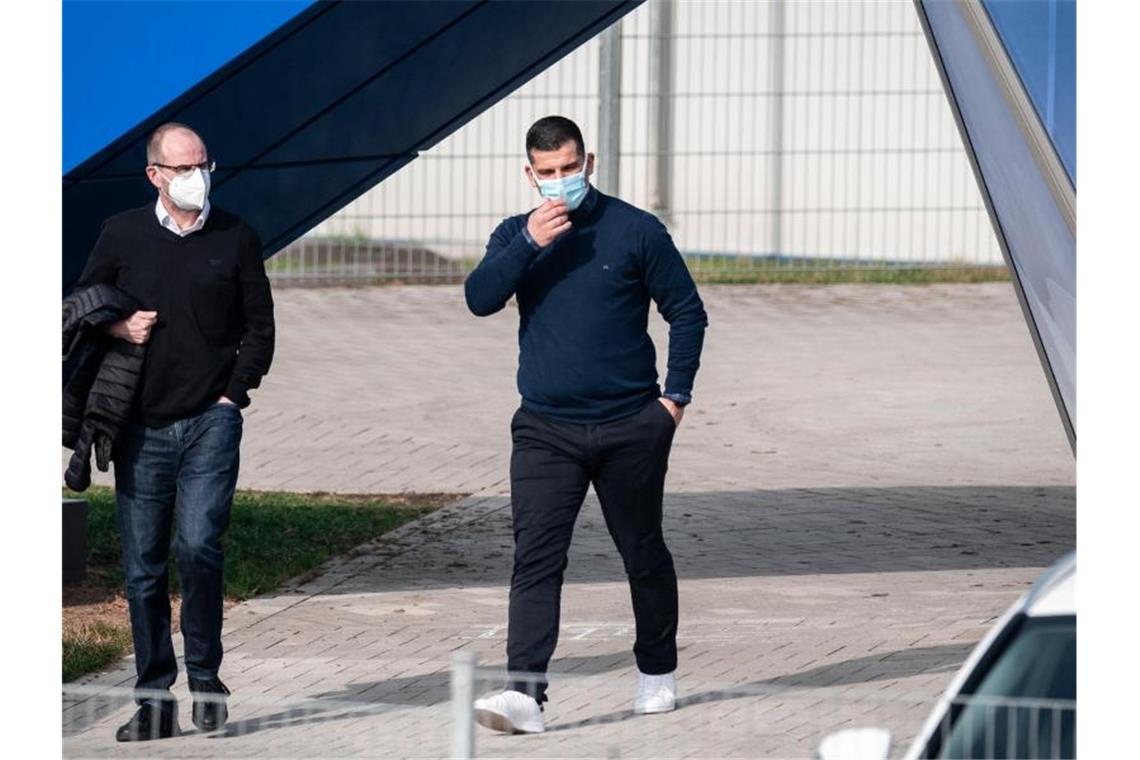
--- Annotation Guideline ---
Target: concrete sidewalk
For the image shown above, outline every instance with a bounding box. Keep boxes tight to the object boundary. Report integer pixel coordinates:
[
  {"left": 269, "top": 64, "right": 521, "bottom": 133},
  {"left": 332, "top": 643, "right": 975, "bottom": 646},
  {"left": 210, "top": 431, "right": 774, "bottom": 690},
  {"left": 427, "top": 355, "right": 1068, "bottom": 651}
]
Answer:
[{"left": 65, "top": 284, "right": 1074, "bottom": 758}]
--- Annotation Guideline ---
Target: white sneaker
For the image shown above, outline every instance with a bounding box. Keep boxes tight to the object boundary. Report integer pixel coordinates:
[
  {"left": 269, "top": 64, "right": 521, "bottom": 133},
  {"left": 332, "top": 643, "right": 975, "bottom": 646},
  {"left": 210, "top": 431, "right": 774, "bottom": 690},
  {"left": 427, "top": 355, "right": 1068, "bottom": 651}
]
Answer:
[
  {"left": 634, "top": 670, "right": 677, "bottom": 714},
  {"left": 473, "top": 690, "right": 546, "bottom": 734}
]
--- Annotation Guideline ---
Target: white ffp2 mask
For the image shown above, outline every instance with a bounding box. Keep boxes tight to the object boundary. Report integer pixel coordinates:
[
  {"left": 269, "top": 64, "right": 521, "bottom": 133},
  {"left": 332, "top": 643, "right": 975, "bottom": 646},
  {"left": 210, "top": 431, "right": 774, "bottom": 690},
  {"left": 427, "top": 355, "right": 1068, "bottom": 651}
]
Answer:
[{"left": 165, "top": 167, "right": 210, "bottom": 211}]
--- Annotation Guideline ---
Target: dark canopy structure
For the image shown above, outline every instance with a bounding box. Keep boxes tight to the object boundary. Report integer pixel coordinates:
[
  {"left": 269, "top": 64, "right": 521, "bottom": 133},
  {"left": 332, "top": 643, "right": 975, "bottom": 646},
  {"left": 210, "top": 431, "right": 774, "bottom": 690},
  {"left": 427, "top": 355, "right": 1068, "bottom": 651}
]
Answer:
[
  {"left": 915, "top": 0, "right": 1076, "bottom": 451},
  {"left": 62, "top": 0, "right": 643, "bottom": 291}
]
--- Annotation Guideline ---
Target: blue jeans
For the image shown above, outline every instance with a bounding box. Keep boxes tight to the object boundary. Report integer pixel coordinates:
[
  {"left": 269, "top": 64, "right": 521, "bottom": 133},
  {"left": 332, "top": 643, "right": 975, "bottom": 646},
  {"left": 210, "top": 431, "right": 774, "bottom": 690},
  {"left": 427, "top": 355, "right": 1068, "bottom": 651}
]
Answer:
[{"left": 113, "top": 402, "right": 242, "bottom": 702}]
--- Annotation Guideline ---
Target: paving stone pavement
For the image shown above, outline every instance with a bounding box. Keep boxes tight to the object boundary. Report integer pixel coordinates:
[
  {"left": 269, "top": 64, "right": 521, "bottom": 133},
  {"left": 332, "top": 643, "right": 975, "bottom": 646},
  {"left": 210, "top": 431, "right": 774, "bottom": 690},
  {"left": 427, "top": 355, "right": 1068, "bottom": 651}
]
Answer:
[{"left": 64, "top": 284, "right": 1075, "bottom": 758}]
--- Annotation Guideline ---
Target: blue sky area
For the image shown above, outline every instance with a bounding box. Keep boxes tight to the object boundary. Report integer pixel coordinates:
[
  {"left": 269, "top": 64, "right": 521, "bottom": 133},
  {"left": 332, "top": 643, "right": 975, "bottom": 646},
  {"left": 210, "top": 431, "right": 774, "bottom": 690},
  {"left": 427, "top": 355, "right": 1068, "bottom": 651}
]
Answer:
[{"left": 64, "top": 0, "right": 312, "bottom": 172}]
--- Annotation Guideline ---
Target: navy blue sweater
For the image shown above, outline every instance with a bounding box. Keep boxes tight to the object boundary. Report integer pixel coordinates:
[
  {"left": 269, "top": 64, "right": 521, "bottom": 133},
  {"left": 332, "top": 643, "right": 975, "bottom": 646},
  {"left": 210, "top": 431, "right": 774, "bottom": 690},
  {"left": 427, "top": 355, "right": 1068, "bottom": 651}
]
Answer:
[{"left": 465, "top": 188, "right": 708, "bottom": 423}]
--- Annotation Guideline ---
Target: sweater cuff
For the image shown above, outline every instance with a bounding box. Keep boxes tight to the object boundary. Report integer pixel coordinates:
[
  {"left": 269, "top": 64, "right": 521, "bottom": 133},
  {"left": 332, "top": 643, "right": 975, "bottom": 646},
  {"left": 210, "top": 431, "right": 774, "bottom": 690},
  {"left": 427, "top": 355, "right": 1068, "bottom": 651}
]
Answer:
[
  {"left": 224, "top": 378, "right": 252, "bottom": 408},
  {"left": 664, "top": 372, "right": 697, "bottom": 399},
  {"left": 520, "top": 226, "right": 542, "bottom": 251}
]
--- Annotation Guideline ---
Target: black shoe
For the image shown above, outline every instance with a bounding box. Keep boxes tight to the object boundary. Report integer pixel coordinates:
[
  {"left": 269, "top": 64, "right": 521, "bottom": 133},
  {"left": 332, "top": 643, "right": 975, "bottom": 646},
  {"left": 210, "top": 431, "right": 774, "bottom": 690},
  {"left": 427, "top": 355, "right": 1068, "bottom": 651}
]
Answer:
[
  {"left": 115, "top": 701, "right": 180, "bottom": 742},
  {"left": 189, "top": 676, "right": 231, "bottom": 732}
]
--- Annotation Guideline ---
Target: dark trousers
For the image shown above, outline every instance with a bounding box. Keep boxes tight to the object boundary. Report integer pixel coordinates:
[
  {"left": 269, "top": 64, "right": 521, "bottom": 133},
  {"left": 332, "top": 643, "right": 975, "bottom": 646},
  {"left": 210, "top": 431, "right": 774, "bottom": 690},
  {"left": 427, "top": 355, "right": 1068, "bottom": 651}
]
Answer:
[
  {"left": 113, "top": 402, "right": 243, "bottom": 704},
  {"left": 506, "top": 399, "right": 679, "bottom": 703}
]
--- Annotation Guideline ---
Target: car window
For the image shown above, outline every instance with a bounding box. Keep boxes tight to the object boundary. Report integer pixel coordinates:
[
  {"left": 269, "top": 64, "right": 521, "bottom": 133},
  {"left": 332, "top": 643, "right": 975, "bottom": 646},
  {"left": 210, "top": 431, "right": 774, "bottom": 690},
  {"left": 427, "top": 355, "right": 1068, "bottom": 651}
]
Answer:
[{"left": 935, "top": 615, "right": 1075, "bottom": 758}]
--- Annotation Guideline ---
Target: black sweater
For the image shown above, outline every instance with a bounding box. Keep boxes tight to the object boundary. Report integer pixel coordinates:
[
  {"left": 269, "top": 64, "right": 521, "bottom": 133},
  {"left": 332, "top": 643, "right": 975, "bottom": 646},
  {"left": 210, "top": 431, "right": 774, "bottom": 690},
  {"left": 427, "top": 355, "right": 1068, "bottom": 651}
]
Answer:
[
  {"left": 465, "top": 188, "right": 708, "bottom": 423},
  {"left": 75, "top": 204, "right": 275, "bottom": 428}
]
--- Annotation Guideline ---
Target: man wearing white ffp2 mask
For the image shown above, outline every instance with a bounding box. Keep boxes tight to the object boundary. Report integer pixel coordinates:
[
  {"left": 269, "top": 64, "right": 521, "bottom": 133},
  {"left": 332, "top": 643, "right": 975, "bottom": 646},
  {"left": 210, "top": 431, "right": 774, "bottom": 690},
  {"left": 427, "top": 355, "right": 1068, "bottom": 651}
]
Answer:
[{"left": 75, "top": 121, "right": 275, "bottom": 742}]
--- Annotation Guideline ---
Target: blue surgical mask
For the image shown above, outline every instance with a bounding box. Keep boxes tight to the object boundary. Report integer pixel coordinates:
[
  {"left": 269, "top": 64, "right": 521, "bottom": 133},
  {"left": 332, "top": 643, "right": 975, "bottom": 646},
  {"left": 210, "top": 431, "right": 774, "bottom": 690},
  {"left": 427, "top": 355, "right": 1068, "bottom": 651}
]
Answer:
[{"left": 534, "top": 167, "right": 590, "bottom": 211}]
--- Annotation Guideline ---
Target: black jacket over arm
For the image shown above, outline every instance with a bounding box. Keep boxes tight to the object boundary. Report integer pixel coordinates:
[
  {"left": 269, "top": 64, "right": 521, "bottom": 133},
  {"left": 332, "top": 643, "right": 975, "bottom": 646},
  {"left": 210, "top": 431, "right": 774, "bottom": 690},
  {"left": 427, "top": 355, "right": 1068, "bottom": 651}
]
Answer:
[{"left": 62, "top": 283, "right": 146, "bottom": 491}]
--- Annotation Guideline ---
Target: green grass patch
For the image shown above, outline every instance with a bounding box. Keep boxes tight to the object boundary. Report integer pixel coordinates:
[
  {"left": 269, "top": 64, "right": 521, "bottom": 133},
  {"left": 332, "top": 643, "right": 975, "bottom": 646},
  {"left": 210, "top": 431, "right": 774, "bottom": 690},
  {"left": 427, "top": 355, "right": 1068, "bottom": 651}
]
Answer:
[
  {"left": 690, "top": 267, "right": 1011, "bottom": 284},
  {"left": 62, "top": 487, "right": 454, "bottom": 681},
  {"left": 459, "top": 255, "right": 1011, "bottom": 285},
  {"left": 62, "top": 621, "right": 134, "bottom": 683},
  {"left": 680, "top": 258, "right": 1011, "bottom": 285},
  {"left": 219, "top": 489, "right": 442, "bottom": 599},
  {"left": 267, "top": 253, "right": 1009, "bottom": 286}
]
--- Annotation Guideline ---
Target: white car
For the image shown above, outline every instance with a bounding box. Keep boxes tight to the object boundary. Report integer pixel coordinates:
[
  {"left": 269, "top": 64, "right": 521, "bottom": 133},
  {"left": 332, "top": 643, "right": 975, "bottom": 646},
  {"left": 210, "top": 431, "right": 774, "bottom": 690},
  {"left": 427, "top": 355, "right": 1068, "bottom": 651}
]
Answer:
[{"left": 818, "top": 552, "right": 1076, "bottom": 760}]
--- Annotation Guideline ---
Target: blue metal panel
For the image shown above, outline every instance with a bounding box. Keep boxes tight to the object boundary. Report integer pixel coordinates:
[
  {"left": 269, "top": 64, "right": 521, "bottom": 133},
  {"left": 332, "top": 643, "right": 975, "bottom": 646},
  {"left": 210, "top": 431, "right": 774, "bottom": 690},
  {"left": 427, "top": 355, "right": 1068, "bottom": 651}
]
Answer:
[
  {"left": 915, "top": 1, "right": 1075, "bottom": 451},
  {"left": 63, "top": 0, "right": 644, "bottom": 290},
  {"left": 981, "top": 0, "right": 1076, "bottom": 183}
]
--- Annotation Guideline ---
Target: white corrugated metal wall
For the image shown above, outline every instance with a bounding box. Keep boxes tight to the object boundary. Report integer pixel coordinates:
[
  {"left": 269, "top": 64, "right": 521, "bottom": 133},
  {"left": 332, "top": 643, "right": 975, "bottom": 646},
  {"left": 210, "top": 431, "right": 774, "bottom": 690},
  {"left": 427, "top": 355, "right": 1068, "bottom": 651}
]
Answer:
[{"left": 277, "top": 0, "right": 1000, "bottom": 282}]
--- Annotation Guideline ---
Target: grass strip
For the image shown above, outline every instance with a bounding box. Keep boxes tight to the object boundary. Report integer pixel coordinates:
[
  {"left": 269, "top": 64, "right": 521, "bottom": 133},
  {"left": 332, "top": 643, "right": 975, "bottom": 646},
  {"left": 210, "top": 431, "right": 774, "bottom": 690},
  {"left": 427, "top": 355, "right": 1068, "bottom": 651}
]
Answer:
[{"left": 62, "top": 487, "right": 456, "bottom": 681}]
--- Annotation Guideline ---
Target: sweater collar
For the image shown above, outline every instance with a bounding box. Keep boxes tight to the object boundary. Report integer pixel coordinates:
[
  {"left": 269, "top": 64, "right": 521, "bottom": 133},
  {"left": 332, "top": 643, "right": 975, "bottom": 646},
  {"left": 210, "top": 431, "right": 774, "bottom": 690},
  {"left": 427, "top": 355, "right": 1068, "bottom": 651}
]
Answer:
[{"left": 570, "top": 185, "right": 599, "bottom": 220}]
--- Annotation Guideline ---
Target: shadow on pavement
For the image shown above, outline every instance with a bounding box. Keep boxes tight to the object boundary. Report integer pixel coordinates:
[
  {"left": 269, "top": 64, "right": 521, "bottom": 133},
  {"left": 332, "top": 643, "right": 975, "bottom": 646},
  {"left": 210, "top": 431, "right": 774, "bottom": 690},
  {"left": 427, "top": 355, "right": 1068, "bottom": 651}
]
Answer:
[
  {"left": 210, "top": 485, "right": 1070, "bottom": 740},
  {"left": 216, "top": 652, "right": 631, "bottom": 738},
  {"left": 214, "top": 642, "right": 970, "bottom": 739},
  {"left": 545, "top": 642, "right": 972, "bottom": 733},
  {"left": 266, "top": 486, "right": 1074, "bottom": 598}
]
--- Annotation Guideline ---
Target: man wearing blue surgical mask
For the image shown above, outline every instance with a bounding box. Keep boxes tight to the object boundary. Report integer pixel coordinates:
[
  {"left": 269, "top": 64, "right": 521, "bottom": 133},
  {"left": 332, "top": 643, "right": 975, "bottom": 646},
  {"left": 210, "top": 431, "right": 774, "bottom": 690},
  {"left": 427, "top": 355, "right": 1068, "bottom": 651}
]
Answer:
[{"left": 465, "top": 116, "right": 708, "bottom": 733}]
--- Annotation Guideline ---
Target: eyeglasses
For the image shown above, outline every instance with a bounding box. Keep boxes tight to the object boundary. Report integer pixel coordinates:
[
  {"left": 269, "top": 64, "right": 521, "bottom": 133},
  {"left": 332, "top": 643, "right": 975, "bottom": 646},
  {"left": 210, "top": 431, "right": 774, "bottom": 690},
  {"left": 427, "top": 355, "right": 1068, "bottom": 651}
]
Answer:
[{"left": 153, "top": 160, "right": 216, "bottom": 175}]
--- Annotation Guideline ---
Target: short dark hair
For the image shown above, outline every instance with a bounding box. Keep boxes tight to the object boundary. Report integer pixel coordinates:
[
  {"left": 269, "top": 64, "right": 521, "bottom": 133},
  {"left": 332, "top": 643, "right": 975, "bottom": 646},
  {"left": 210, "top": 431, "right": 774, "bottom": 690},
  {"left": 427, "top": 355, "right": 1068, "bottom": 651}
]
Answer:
[
  {"left": 146, "top": 122, "right": 203, "bottom": 165},
  {"left": 525, "top": 116, "right": 585, "bottom": 163}
]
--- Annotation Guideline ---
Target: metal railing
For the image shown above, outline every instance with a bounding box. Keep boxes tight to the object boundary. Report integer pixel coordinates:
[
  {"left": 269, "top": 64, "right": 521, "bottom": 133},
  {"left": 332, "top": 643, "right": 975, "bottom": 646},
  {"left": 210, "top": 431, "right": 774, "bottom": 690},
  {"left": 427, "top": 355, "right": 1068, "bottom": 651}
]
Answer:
[
  {"left": 929, "top": 694, "right": 1077, "bottom": 760},
  {"left": 63, "top": 681, "right": 448, "bottom": 758},
  {"left": 269, "top": 0, "right": 1005, "bottom": 287},
  {"left": 451, "top": 656, "right": 1074, "bottom": 759},
  {"left": 64, "top": 656, "right": 1074, "bottom": 758}
]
